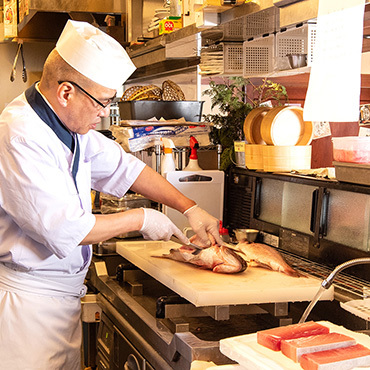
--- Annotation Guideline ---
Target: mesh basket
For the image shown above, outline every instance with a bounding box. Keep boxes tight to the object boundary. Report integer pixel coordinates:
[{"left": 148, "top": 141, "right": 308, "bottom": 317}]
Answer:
[
  {"left": 242, "top": 34, "right": 275, "bottom": 77},
  {"left": 244, "top": 7, "right": 279, "bottom": 39},
  {"left": 200, "top": 42, "right": 243, "bottom": 75},
  {"left": 222, "top": 18, "right": 244, "bottom": 41},
  {"left": 276, "top": 22, "right": 317, "bottom": 70}
]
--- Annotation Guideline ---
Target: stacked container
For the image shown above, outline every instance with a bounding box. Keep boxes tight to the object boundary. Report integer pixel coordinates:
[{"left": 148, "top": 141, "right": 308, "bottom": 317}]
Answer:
[
  {"left": 243, "top": 106, "right": 313, "bottom": 172},
  {"left": 332, "top": 136, "right": 370, "bottom": 186}
]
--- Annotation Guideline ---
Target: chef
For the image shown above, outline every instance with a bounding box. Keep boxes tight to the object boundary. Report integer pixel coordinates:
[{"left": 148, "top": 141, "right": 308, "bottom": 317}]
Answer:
[{"left": 0, "top": 20, "right": 222, "bottom": 369}]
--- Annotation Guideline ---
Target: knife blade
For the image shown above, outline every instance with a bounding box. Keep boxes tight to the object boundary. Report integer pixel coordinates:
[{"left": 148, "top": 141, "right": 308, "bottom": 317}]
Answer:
[{"left": 171, "top": 237, "right": 205, "bottom": 255}]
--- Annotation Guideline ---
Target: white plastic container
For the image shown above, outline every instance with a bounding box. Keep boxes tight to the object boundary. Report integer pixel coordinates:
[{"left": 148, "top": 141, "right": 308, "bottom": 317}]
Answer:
[
  {"left": 161, "top": 138, "right": 176, "bottom": 175},
  {"left": 332, "top": 136, "right": 370, "bottom": 164}
]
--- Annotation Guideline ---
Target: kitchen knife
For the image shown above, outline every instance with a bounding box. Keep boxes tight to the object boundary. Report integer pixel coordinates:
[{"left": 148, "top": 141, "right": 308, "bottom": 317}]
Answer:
[{"left": 171, "top": 236, "right": 205, "bottom": 255}]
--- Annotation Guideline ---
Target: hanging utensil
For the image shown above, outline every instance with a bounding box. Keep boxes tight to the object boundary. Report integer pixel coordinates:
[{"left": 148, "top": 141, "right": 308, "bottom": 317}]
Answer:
[
  {"left": 20, "top": 44, "right": 27, "bottom": 82},
  {"left": 10, "top": 43, "right": 21, "bottom": 82}
]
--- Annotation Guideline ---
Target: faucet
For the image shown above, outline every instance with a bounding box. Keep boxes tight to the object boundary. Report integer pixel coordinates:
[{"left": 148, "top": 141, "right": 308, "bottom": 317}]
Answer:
[
  {"left": 321, "top": 257, "right": 370, "bottom": 290},
  {"left": 299, "top": 257, "right": 370, "bottom": 323}
]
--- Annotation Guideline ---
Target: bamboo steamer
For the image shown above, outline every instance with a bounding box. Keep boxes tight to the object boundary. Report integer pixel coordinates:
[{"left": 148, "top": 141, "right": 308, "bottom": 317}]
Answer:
[
  {"left": 260, "top": 106, "right": 313, "bottom": 146},
  {"left": 245, "top": 144, "right": 264, "bottom": 170},
  {"left": 262, "top": 145, "right": 312, "bottom": 172},
  {"left": 243, "top": 106, "right": 271, "bottom": 144}
]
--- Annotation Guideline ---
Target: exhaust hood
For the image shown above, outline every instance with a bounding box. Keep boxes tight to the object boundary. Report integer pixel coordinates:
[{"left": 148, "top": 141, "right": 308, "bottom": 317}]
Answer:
[{"left": 17, "top": 0, "right": 126, "bottom": 42}]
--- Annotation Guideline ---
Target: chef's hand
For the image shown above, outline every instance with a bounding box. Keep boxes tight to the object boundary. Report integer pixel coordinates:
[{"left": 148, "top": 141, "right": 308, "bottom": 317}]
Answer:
[
  {"left": 140, "top": 208, "right": 189, "bottom": 244},
  {"left": 183, "top": 205, "right": 224, "bottom": 247}
]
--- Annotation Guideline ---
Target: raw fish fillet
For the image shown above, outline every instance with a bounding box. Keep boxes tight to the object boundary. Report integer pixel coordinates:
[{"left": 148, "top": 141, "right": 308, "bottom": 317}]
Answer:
[
  {"left": 257, "top": 321, "right": 330, "bottom": 351},
  {"left": 300, "top": 343, "right": 370, "bottom": 370},
  {"left": 235, "top": 241, "right": 302, "bottom": 277},
  {"left": 158, "top": 244, "right": 247, "bottom": 274},
  {"left": 281, "top": 332, "right": 356, "bottom": 362}
]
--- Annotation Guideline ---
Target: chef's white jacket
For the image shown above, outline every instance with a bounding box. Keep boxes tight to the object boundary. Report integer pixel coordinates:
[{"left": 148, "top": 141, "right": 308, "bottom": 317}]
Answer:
[
  {"left": 0, "top": 91, "right": 145, "bottom": 275},
  {"left": 0, "top": 88, "right": 146, "bottom": 369}
]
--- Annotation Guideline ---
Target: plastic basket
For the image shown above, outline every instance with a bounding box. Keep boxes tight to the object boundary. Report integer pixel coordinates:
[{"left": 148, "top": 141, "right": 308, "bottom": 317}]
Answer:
[
  {"left": 243, "top": 7, "right": 279, "bottom": 39},
  {"left": 243, "top": 34, "right": 275, "bottom": 76},
  {"left": 276, "top": 22, "right": 316, "bottom": 70},
  {"left": 222, "top": 18, "right": 244, "bottom": 41},
  {"left": 200, "top": 42, "right": 243, "bottom": 75}
]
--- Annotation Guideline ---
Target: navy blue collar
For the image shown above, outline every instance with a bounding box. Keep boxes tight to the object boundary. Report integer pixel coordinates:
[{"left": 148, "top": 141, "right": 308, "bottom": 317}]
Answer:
[{"left": 25, "top": 83, "right": 80, "bottom": 190}]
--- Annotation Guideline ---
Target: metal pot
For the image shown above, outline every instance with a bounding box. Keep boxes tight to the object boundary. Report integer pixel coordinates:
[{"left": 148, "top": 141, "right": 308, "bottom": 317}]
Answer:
[{"left": 287, "top": 53, "right": 307, "bottom": 69}]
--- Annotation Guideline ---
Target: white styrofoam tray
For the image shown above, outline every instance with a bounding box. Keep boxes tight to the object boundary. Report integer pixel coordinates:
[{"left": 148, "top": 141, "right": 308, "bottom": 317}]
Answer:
[{"left": 219, "top": 321, "right": 370, "bottom": 370}]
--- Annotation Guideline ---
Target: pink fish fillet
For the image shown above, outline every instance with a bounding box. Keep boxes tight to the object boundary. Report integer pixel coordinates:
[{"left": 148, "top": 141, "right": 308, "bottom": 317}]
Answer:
[
  {"left": 300, "top": 343, "right": 370, "bottom": 370},
  {"left": 257, "top": 321, "right": 330, "bottom": 351},
  {"left": 236, "top": 241, "right": 302, "bottom": 277},
  {"left": 281, "top": 332, "right": 356, "bottom": 362},
  {"left": 159, "top": 245, "right": 247, "bottom": 274}
]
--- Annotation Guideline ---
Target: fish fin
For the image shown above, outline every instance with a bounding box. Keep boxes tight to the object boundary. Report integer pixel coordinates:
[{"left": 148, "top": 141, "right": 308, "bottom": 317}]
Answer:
[
  {"left": 213, "top": 263, "right": 244, "bottom": 274},
  {"left": 247, "top": 259, "right": 273, "bottom": 270}
]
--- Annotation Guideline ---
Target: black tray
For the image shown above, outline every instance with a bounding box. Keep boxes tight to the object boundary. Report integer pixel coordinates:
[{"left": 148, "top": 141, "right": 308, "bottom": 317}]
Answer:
[{"left": 118, "top": 101, "right": 204, "bottom": 122}]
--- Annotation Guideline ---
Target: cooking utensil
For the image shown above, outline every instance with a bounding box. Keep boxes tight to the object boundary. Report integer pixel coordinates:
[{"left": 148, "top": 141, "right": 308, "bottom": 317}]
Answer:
[
  {"left": 10, "top": 43, "right": 21, "bottom": 82},
  {"left": 116, "top": 240, "right": 334, "bottom": 307},
  {"left": 260, "top": 106, "right": 313, "bottom": 146},
  {"left": 20, "top": 44, "right": 27, "bottom": 82},
  {"left": 234, "top": 229, "right": 259, "bottom": 242},
  {"left": 172, "top": 236, "right": 204, "bottom": 255},
  {"left": 287, "top": 53, "right": 307, "bottom": 69}
]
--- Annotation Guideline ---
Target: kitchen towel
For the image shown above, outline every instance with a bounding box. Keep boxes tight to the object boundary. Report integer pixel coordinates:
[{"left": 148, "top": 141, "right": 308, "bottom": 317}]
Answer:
[{"left": 303, "top": 0, "right": 365, "bottom": 122}]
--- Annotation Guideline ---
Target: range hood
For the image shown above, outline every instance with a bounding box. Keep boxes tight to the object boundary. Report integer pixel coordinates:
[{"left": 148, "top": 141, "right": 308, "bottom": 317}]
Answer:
[{"left": 17, "top": 0, "right": 126, "bottom": 42}]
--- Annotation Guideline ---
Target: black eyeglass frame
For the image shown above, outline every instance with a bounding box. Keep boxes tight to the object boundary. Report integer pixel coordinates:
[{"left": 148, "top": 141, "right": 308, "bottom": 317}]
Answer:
[{"left": 58, "top": 80, "right": 116, "bottom": 109}]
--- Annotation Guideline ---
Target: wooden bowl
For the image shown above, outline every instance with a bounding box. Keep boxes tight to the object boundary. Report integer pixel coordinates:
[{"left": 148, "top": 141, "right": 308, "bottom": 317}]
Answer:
[
  {"left": 260, "top": 106, "right": 313, "bottom": 146},
  {"left": 243, "top": 106, "right": 271, "bottom": 144}
]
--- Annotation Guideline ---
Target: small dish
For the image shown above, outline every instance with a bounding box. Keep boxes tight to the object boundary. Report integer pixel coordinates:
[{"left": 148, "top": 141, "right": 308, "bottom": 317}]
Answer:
[
  {"left": 287, "top": 53, "right": 307, "bottom": 69},
  {"left": 234, "top": 229, "right": 259, "bottom": 242}
]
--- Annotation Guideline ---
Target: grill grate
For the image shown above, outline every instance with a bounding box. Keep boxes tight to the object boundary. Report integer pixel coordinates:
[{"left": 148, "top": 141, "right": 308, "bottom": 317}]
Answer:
[
  {"left": 281, "top": 250, "right": 370, "bottom": 300},
  {"left": 225, "top": 187, "right": 252, "bottom": 229}
]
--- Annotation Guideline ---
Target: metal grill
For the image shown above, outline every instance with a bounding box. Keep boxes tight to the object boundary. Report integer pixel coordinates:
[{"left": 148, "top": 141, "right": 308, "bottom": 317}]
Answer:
[
  {"left": 225, "top": 187, "right": 252, "bottom": 229},
  {"left": 282, "top": 250, "right": 370, "bottom": 300}
]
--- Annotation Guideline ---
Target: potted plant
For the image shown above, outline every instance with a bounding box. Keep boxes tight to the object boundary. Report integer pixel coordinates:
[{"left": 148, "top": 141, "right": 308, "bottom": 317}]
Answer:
[{"left": 202, "top": 76, "right": 289, "bottom": 170}]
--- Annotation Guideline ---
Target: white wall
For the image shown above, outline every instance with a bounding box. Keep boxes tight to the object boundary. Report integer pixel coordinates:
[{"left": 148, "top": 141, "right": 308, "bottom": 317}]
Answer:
[{"left": 0, "top": 42, "right": 54, "bottom": 110}]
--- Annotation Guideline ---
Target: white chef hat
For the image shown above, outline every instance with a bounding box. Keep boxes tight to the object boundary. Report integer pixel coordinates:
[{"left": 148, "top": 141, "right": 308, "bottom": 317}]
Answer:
[{"left": 56, "top": 20, "right": 136, "bottom": 90}]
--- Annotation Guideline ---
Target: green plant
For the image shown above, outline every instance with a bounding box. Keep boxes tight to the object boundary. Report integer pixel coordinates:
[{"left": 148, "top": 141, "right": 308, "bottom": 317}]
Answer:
[{"left": 202, "top": 76, "right": 289, "bottom": 170}]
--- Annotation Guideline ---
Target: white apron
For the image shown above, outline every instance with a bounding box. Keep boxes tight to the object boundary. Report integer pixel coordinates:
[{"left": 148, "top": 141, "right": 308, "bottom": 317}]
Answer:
[{"left": 0, "top": 263, "right": 87, "bottom": 370}]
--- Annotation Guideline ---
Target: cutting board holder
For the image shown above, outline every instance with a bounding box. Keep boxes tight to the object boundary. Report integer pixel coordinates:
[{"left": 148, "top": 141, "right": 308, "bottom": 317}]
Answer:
[{"left": 163, "top": 170, "right": 225, "bottom": 232}]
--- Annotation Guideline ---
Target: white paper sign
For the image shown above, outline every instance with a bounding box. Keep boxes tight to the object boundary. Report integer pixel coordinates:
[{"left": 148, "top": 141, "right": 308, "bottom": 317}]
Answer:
[{"left": 303, "top": 0, "right": 365, "bottom": 122}]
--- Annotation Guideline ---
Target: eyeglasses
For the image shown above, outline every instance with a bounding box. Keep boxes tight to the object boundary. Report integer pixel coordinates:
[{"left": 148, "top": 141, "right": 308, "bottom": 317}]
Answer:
[{"left": 58, "top": 81, "right": 116, "bottom": 109}]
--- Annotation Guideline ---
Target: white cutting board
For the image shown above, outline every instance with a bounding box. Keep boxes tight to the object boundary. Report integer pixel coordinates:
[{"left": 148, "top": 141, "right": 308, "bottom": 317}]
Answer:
[
  {"left": 219, "top": 321, "right": 370, "bottom": 370},
  {"left": 163, "top": 170, "right": 224, "bottom": 232},
  {"left": 116, "top": 240, "right": 334, "bottom": 307}
]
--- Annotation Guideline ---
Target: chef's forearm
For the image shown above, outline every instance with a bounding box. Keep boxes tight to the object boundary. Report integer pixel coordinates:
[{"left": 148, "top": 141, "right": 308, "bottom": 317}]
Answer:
[
  {"left": 130, "top": 165, "right": 196, "bottom": 213},
  {"left": 80, "top": 208, "right": 144, "bottom": 245}
]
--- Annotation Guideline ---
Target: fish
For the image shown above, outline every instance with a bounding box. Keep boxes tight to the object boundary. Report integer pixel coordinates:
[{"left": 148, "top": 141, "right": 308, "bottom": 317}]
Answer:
[
  {"left": 235, "top": 241, "right": 302, "bottom": 277},
  {"left": 158, "top": 244, "right": 247, "bottom": 274}
]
